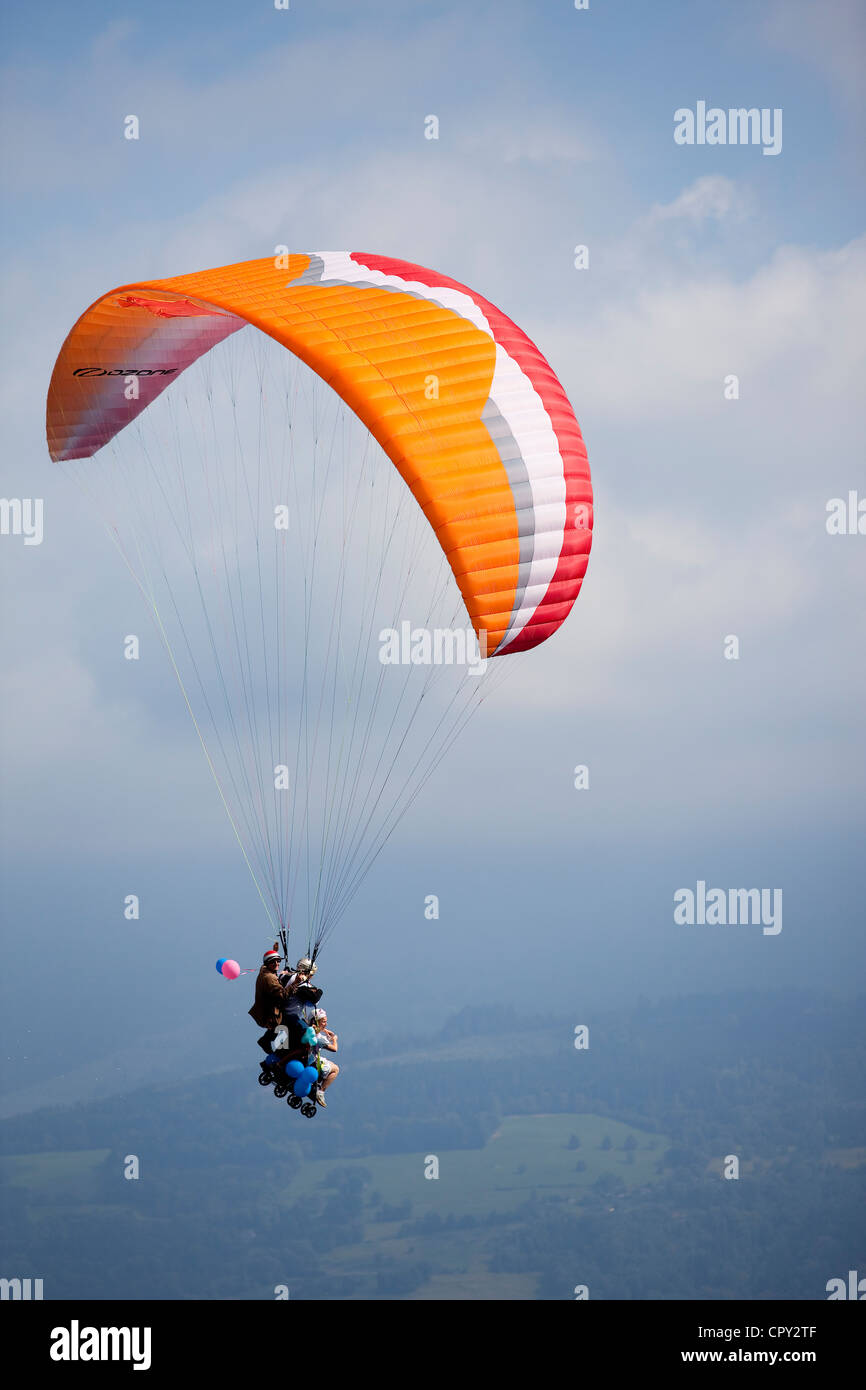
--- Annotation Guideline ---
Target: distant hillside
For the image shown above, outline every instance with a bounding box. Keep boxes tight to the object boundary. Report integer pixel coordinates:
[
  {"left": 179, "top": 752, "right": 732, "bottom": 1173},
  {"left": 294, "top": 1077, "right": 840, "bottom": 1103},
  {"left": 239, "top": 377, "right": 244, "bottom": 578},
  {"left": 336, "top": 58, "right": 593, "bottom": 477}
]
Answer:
[{"left": 1, "top": 991, "right": 864, "bottom": 1299}]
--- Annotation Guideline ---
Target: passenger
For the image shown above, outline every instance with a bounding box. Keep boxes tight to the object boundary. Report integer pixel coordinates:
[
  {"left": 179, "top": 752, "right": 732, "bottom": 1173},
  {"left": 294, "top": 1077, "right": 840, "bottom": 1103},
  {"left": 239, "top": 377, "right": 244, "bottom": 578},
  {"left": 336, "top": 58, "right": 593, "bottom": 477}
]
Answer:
[
  {"left": 283, "top": 956, "right": 318, "bottom": 994},
  {"left": 311, "top": 1008, "right": 339, "bottom": 1108},
  {"left": 282, "top": 957, "right": 323, "bottom": 1048},
  {"left": 248, "top": 946, "right": 289, "bottom": 1055}
]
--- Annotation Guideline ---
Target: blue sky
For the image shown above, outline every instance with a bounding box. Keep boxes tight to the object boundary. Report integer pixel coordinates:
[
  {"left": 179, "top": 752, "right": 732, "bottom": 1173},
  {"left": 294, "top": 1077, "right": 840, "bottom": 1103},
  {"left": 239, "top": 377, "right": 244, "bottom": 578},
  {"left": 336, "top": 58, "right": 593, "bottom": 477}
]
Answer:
[{"left": 1, "top": 0, "right": 864, "bottom": 1109}]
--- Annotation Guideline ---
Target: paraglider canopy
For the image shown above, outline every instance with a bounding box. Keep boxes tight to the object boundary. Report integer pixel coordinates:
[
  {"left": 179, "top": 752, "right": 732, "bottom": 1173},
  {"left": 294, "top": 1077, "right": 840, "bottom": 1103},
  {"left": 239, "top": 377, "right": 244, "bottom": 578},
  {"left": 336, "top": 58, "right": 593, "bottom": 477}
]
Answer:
[{"left": 47, "top": 253, "right": 592, "bottom": 657}]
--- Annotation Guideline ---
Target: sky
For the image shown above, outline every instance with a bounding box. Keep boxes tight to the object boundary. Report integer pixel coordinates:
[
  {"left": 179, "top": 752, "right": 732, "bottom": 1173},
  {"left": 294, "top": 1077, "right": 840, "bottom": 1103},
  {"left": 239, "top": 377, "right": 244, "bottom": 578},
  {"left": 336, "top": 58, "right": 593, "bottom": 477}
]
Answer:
[{"left": 1, "top": 0, "right": 864, "bottom": 1110}]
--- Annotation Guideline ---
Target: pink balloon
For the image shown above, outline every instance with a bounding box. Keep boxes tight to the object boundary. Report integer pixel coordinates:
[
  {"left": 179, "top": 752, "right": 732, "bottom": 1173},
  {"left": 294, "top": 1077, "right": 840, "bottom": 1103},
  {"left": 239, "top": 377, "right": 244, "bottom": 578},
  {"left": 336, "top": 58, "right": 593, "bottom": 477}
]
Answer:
[{"left": 221, "top": 959, "right": 240, "bottom": 979}]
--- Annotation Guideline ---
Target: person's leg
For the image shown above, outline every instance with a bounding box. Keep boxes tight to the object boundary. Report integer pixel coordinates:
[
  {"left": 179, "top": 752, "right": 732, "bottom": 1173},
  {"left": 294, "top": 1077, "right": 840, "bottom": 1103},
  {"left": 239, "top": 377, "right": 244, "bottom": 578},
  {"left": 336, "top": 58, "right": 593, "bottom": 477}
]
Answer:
[
  {"left": 321, "top": 1062, "right": 339, "bottom": 1091},
  {"left": 314, "top": 1058, "right": 333, "bottom": 1105}
]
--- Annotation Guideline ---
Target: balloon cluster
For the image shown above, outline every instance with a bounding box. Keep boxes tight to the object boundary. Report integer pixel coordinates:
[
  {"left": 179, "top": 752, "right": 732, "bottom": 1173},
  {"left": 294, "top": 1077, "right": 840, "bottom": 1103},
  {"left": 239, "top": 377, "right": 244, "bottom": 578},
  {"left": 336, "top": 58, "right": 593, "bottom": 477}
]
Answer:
[
  {"left": 215, "top": 958, "right": 240, "bottom": 979},
  {"left": 285, "top": 1059, "right": 318, "bottom": 1097}
]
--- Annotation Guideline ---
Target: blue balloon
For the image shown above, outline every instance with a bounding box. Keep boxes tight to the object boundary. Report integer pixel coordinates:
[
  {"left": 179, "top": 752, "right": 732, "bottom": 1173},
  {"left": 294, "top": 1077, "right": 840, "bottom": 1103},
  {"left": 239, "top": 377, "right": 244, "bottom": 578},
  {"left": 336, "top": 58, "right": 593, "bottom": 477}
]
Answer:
[
  {"left": 293, "top": 1076, "right": 311, "bottom": 1097},
  {"left": 285, "top": 1060, "right": 303, "bottom": 1079},
  {"left": 215, "top": 958, "right": 227, "bottom": 973},
  {"left": 301, "top": 1066, "right": 318, "bottom": 1087}
]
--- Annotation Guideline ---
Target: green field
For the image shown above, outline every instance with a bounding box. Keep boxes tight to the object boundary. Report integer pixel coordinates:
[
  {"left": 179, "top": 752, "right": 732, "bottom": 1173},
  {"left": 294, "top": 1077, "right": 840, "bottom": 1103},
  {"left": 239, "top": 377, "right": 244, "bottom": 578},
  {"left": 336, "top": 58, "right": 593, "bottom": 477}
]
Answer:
[
  {"left": 0, "top": 1148, "right": 111, "bottom": 1200},
  {"left": 0, "top": 1115, "right": 669, "bottom": 1298},
  {"left": 282, "top": 1112, "right": 668, "bottom": 1218}
]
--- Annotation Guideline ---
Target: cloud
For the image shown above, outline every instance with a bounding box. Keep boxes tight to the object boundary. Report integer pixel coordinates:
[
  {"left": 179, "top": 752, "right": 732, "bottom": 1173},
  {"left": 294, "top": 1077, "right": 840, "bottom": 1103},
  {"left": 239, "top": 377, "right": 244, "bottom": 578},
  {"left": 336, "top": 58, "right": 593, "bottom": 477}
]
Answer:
[
  {"left": 543, "top": 230, "right": 866, "bottom": 431},
  {"left": 645, "top": 175, "right": 747, "bottom": 226}
]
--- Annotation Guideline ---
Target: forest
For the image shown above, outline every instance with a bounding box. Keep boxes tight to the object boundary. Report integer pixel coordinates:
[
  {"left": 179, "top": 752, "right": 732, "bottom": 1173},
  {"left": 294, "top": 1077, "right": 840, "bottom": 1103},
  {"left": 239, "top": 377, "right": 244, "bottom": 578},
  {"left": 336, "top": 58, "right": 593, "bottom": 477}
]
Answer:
[{"left": 1, "top": 991, "right": 864, "bottom": 1300}]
